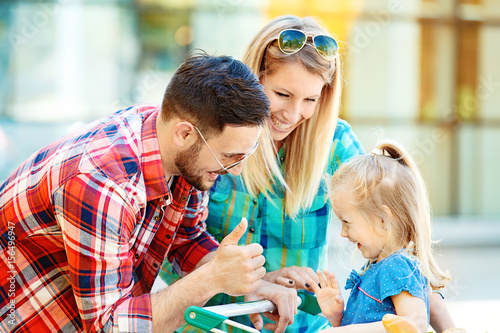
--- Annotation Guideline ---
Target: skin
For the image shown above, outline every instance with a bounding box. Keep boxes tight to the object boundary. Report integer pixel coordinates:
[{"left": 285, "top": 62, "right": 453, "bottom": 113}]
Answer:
[
  {"left": 335, "top": 200, "right": 393, "bottom": 262},
  {"left": 261, "top": 61, "right": 325, "bottom": 150},
  {"left": 150, "top": 117, "right": 299, "bottom": 332},
  {"left": 158, "top": 117, "right": 261, "bottom": 190},
  {"left": 429, "top": 292, "right": 457, "bottom": 333}
]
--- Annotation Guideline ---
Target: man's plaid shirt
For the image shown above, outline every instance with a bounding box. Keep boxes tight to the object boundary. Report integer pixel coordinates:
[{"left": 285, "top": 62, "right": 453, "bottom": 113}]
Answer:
[{"left": 0, "top": 105, "right": 218, "bottom": 332}]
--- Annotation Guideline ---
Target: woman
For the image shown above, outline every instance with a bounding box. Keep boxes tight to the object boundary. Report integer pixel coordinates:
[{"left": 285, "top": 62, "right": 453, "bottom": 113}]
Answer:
[{"left": 161, "top": 15, "right": 364, "bottom": 332}]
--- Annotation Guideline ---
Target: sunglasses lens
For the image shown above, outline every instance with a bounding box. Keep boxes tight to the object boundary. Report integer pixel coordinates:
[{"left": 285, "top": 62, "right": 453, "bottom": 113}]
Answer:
[
  {"left": 278, "top": 29, "right": 306, "bottom": 54},
  {"left": 313, "top": 35, "right": 338, "bottom": 60}
]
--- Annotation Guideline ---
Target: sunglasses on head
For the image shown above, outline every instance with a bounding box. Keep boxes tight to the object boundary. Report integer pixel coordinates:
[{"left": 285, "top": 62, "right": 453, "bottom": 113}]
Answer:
[{"left": 277, "top": 29, "right": 338, "bottom": 61}]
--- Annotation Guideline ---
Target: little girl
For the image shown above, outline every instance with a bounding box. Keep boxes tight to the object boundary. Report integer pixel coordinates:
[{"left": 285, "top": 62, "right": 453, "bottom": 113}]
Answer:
[{"left": 310, "top": 140, "right": 451, "bottom": 332}]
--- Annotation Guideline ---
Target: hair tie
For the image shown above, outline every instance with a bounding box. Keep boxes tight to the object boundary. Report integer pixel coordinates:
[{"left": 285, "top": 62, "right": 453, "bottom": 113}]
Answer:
[{"left": 371, "top": 147, "right": 407, "bottom": 166}]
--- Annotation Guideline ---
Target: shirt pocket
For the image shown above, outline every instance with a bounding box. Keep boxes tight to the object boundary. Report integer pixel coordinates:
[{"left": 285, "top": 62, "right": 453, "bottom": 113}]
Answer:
[
  {"left": 206, "top": 175, "right": 235, "bottom": 240},
  {"left": 206, "top": 175, "right": 258, "bottom": 244},
  {"left": 283, "top": 192, "right": 329, "bottom": 250}
]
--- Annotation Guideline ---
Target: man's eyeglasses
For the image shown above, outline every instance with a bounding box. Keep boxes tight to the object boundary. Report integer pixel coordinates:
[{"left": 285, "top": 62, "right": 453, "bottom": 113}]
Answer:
[
  {"left": 192, "top": 125, "right": 259, "bottom": 173},
  {"left": 277, "top": 29, "right": 338, "bottom": 61}
]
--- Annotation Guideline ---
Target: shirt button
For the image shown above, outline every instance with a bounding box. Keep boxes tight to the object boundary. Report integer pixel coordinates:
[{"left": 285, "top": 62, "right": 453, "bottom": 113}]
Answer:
[
  {"left": 154, "top": 216, "right": 159, "bottom": 221},
  {"left": 153, "top": 263, "right": 158, "bottom": 268},
  {"left": 253, "top": 199, "right": 257, "bottom": 205},
  {"left": 181, "top": 195, "right": 187, "bottom": 201},
  {"left": 249, "top": 227, "right": 255, "bottom": 233},
  {"left": 134, "top": 254, "right": 139, "bottom": 259},
  {"left": 166, "top": 234, "right": 171, "bottom": 239},
  {"left": 280, "top": 157, "right": 284, "bottom": 163}
]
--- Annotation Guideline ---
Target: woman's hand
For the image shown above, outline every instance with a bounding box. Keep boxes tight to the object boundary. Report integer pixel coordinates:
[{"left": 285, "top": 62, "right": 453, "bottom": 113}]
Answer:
[
  {"left": 309, "top": 269, "right": 344, "bottom": 327},
  {"left": 263, "top": 266, "right": 320, "bottom": 291}
]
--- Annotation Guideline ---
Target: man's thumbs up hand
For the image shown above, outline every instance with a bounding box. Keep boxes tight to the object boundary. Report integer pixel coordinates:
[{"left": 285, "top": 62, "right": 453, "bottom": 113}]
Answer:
[
  {"left": 207, "top": 218, "right": 266, "bottom": 296},
  {"left": 219, "top": 218, "right": 249, "bottom": 246}
]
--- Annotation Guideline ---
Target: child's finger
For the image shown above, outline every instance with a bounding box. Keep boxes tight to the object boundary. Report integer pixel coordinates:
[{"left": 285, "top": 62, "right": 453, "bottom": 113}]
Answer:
[
  {"left": 323, "top": 269, "right": 339, "bottom": 288},
  {"left": 316, "top": 269, "right": 327, "bottom": 288}
]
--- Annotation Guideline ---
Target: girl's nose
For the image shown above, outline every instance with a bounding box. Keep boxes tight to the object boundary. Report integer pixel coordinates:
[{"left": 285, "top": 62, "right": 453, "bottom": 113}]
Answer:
[{"left": 340, "top": 224, "right": 348, "bottom": 238}]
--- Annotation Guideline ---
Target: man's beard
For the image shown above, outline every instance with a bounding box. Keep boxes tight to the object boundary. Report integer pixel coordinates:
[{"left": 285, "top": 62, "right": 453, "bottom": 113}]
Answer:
[{"left": 175, "top": 141, "right": 214, "bottom": 191}]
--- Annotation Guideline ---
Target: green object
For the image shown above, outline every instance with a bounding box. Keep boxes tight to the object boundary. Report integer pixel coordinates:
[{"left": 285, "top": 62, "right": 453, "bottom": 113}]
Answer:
[
  {"left": 184, "top": 306, "right": 228, "bottom": 331},
  {"left": 297, "top": 292, "right": 323, "bottom": 316}
]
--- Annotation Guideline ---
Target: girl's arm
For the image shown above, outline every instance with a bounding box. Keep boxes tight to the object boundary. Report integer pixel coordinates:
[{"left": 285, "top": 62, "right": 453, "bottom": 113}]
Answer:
[
  {"left": 390, "top": 291, "right": 428, "bottom": 331},
  {"left": 429, "top": 291, "right": 456, "bottom": 333},
  {"left": 318, "top": 291, "right": 428, "bottom": 333}
]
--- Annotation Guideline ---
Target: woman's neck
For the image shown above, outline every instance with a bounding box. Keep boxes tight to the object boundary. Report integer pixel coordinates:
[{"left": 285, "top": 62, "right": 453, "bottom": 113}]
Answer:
[{"left": 274, "top": 140, "right": 283, "bottom": 152}]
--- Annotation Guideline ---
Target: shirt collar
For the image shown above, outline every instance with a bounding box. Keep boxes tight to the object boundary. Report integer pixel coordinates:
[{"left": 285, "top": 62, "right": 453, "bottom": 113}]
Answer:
[{"left": 140, "top": 107, "right": 171, "bottom": 201}]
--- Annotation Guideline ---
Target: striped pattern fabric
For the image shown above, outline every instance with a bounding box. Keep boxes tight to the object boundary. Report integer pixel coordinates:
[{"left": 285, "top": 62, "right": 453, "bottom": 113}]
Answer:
[
  {"left": 0, "top": 105, "right": 218, "bottom": 332},
  {"left": 160, "top": 119, "right": 365, "bottom": 332}
]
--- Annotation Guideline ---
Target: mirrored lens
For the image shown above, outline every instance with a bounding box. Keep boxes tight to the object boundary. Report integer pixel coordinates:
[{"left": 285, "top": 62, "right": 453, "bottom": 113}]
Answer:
[
  {"left": 313, "top": 35, "right": 338, "bottom": 60},
  {"left": 279, "top": 29, "right": 306, "bottom": 54}
]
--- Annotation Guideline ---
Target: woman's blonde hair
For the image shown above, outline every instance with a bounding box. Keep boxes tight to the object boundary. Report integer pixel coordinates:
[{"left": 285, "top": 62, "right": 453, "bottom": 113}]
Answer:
[
  {"left": 241, "top": 15, "right": 341, "bottom": 217},
  {"left": 329, "top": 140, "right": 451, "bottom": 290}
]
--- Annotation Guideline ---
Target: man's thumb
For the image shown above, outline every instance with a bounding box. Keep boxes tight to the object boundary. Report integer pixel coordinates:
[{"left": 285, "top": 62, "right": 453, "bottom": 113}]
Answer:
[{"left": 220, "top": 218, "right": 247, "bottom": 246}]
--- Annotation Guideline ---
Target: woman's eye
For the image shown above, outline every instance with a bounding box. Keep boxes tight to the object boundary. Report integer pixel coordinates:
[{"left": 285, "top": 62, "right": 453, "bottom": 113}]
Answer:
[
  {"left": 276, "top": 92, "right": 288, "bottom": 98},
  {"left": 306, "top": 98, "right": 316, "bottom": 102}
]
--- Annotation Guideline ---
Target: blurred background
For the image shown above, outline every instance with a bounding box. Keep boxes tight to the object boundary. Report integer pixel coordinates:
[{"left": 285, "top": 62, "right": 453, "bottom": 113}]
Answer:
[{"left": 0, "top": 0, "right": 499, "bottom": 331}]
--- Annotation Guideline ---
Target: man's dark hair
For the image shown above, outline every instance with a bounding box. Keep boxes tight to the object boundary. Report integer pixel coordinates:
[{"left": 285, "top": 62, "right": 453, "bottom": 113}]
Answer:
[{"left": 161, "top": 52, "right": 270, "bottom": 137}]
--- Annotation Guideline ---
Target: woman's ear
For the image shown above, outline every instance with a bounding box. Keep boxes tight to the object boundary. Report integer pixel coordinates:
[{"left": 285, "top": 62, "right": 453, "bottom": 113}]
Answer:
[{"left": 172, "top": 121, "right": 196, "bottom": 148}]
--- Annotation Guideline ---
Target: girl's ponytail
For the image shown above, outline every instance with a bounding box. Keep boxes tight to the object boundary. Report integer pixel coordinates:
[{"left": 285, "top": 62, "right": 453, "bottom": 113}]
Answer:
[{"left": 374, "top": 140, "right": 450, "bottom": 289}]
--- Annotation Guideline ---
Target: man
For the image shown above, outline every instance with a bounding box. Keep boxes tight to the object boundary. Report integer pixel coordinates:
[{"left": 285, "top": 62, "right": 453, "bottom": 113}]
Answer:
[{"left": 0, "top": 54, "right": 296, "bottom": 332}]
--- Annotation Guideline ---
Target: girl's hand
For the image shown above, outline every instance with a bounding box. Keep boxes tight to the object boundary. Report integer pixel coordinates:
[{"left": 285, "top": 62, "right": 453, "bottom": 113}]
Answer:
[
  {"left": 309, "top": 269, "right": 344, "bottom": 327},
  {"left": 263, "top": 266, "right": 320, "bottom": 291}
]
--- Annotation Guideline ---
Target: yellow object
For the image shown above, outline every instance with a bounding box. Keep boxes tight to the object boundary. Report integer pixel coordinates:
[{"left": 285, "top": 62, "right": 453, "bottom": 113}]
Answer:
[
  {"left": 382, "top": 313, "right": 467, "bottom": 333},
  {"left": 442, "top": 328, "right": 467, "bottom": 333},
  {"left": 265, "top": 0, "right": 363, "bottom": 43},
  {"left": 382, "top": 314, "right": 420, "bottom": 333}
]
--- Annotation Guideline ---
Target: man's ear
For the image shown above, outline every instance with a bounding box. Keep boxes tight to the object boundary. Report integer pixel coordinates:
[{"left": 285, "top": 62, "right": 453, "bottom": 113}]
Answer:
[{"left": 172, "top": 121, "right": 196, "bottom": 148}]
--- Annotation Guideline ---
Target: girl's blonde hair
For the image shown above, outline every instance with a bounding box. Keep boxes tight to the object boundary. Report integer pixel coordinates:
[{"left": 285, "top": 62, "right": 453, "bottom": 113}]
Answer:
[
  {"left": 241, "top": 15, "right": 341, "bottom": 217},
  {"left": 330, "top": 140, "right": 451, "bottom": 290}
]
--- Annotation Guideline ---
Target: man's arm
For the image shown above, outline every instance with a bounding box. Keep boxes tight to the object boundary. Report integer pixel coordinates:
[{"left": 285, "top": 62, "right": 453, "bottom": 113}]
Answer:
[
  {"left": 151, "top": 218, "right": 266, "bottom": 331},
  {"left": 55, "top": 175, "right": 154, "bottom": 332}
]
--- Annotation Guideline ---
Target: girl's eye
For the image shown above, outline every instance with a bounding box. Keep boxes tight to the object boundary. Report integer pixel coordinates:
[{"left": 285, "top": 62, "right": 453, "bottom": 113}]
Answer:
[
  {"left": 306, "top": 98, "right": 316, "bottom": 102},
  {"left": 342, "top": 220, "right": 349, "bottom": 224},
  {"left": 276, "top": 92, "right": 289, "bottom": 98}
]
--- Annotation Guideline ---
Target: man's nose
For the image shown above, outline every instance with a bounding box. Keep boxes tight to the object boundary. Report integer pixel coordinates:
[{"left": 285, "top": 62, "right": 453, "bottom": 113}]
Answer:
[{"left": 227, "top": 162, "right": 244, "bottom": 176}]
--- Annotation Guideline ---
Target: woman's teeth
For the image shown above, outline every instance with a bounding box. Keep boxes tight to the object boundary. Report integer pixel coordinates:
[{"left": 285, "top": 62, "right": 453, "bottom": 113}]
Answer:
[{"left": 271, "top": 116, "right": 293, "bottom": 130}]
